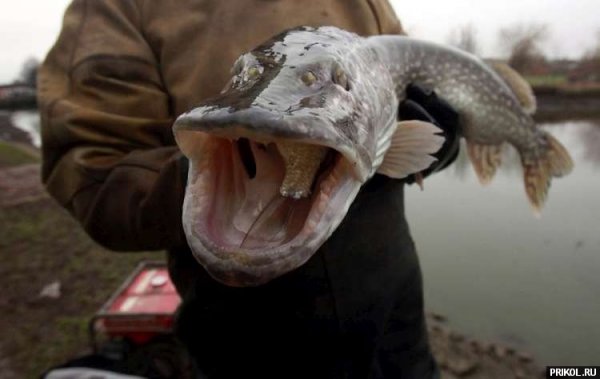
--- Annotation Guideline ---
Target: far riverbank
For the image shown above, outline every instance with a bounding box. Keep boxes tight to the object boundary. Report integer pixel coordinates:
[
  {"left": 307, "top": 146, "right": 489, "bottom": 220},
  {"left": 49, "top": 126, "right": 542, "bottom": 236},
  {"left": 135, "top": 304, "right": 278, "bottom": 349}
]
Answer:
[{"left": 534, "top": 86, "right": 600, "bottom": 121}]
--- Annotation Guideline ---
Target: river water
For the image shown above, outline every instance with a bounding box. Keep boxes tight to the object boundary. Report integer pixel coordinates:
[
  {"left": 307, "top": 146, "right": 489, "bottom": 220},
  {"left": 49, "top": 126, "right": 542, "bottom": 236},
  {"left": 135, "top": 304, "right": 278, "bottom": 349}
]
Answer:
[
  {"left": 7, "top": 112, "right": 599, "bottom": 364},
  {"left": 406, "top": 120, "right": 600, "bottom": 365},
  {"left": 10, "top": 110, "right": 41, "bottom": 147}
]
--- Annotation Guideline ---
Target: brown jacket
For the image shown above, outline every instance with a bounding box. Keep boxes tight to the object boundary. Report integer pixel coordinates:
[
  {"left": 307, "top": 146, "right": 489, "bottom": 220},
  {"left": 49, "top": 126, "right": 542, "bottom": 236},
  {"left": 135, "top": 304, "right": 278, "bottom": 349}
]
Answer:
[{"left": 39, "top": 0, "right": 403, "bottom": 251}]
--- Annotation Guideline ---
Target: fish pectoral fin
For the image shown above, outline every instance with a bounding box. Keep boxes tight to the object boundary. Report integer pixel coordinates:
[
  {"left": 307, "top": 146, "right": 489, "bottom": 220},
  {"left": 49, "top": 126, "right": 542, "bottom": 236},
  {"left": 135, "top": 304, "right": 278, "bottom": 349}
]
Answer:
[
  {"left": 488, "top": 61, "right": 537, "bottom": 115},
  {"left": 377, "top": 120, "right": 445, "bottom": 180},
  {"left": 466, "top": 141, "right": 504, "bottom": 185},
  {"left": 414, "top": 172, "right": 425, "bottom": 191}
]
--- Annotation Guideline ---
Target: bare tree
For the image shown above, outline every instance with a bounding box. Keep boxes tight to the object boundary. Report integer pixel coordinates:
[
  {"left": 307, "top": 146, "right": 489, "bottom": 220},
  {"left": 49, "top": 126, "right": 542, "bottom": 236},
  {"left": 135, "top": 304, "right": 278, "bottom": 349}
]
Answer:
[
  {"left": 590, "top": 30, "right": 600, "bottom": 57},
  {"left": 17, "top": 57, "right": 40, "bottom": 87},
  {"left": 498, "top": 23, "right": 549, "bottom": 74},
  {"left": 447, "top": 24, "right": 479, "bottom": 55},
  {"left": 571, "top": 29, "right": 600, "bottom": 83}
]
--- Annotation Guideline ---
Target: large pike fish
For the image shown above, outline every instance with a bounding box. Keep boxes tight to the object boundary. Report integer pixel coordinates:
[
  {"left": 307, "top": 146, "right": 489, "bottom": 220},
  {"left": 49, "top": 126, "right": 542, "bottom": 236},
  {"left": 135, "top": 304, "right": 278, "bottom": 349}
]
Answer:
[{"left": 174, "top": 26, "right": 573, "bottom": 286}]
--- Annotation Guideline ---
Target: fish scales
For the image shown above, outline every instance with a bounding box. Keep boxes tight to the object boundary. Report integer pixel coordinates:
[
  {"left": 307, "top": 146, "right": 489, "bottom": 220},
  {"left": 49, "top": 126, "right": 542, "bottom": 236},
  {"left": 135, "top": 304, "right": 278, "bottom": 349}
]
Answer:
[{"left": 375, "top": 37, "right": 535, "bottom": 146}]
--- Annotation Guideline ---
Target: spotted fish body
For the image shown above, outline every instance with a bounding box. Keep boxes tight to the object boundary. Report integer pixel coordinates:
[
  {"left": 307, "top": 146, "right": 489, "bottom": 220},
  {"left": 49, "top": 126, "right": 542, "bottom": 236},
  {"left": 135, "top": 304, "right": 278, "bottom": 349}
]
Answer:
[
  {"left": 174, "top": 27, "right": 573, "bottom": 286},
  {"left": 370, "top": 36, "right": 573, "bottom": 210}
]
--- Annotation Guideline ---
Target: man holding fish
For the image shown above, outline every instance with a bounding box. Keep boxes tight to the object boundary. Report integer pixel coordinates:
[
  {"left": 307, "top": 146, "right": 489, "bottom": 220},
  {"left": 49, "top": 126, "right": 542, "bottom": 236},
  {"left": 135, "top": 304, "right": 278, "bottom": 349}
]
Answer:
[{"left": 40, "top": 0, "right": 571, "bottom": 378}]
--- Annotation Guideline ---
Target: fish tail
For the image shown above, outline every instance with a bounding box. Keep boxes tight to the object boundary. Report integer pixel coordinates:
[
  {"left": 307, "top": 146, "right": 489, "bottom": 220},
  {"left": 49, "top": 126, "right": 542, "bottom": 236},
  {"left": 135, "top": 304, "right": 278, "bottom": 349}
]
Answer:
[
  {"left": 521, "top": 132, "right": 573, "bottom": 214},
  {"left": 544, "top": 132, "right": 574, "bottom": 178}
]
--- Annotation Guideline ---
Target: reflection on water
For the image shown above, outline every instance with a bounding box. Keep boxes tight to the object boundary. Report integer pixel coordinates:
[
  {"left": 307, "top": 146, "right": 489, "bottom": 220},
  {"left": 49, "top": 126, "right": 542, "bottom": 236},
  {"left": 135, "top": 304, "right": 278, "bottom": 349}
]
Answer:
[
  {"left": 406, "top": 120, "right": 600, "bottom": 365},
  {"left": 578, "top": 124, "right": 600, "bottom": 165},
  {"left": 11, "top": 110, "right": 41, "bottom": 147}
]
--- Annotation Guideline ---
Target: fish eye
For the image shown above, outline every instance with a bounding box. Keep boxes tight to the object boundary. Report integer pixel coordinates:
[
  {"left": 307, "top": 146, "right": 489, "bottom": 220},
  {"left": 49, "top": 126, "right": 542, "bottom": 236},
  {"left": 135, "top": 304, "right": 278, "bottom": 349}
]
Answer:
[
  {"left": 301, "top": 71, "right": 317, "bottom": 86},
  {"left": 247, "top": 66, "right": 261, "bottom": 79},
  {"left": 333, "top": 66, "right": 350, "bottom": 91}
]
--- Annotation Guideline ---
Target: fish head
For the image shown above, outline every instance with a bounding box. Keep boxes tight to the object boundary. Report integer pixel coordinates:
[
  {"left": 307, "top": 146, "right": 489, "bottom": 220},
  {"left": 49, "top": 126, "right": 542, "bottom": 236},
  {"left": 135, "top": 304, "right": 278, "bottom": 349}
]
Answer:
[{"left": 173, "top": 27, "right": 398, "bottom": 286}]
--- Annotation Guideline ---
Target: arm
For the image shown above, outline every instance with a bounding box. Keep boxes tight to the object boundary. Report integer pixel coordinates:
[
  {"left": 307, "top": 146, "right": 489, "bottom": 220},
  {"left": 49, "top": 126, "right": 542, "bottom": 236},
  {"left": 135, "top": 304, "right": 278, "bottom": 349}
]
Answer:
[{"left": 38, "top": 0, "right": 186, "bottom": 251}]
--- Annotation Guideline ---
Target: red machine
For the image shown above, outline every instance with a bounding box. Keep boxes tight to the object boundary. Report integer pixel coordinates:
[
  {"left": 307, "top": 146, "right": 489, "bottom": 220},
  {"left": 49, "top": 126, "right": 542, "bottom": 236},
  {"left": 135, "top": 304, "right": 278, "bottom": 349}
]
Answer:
[
  {"left": 90, "top": 261, "right": 180, "bottom": 347},
  {"left": 89, "top": 261, "right": 191, "bottom": 378}
]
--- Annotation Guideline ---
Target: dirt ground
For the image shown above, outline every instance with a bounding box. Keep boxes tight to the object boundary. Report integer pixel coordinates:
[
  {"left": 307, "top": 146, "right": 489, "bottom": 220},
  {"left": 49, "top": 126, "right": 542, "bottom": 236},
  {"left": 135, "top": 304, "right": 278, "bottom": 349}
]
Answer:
[{"left": 0, "top": 133, "right": 544, "bottom": 378}]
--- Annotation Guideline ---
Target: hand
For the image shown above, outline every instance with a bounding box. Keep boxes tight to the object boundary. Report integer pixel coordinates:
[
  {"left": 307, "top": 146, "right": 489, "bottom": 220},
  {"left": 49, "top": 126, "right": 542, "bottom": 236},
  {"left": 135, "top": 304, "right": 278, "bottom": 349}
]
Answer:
[{"left": 398, "top": 84, "right": 461, "bottom": 184}]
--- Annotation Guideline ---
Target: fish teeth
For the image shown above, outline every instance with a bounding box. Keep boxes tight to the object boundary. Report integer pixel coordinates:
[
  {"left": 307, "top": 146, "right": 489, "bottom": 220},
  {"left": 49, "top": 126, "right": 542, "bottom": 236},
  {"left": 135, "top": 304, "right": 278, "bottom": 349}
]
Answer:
[
  {"left": 317, "top": 193, "right": 330, "bottom": 214},
  {"left": 307, "top": 219, "right": 318, "bottom": 231},
  {"left": 280, "top": 189, "right": 306, "bottom": 199},
  {"left": 320, "top": 179, "right": 332, "bottom": 195}
]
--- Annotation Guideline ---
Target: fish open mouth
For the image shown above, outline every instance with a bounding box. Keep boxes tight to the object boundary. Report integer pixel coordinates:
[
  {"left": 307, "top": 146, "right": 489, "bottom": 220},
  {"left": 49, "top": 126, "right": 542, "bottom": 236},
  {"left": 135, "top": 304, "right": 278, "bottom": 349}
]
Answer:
[{"left": 176, "top": 126, "right": 361, "bottom": 286}]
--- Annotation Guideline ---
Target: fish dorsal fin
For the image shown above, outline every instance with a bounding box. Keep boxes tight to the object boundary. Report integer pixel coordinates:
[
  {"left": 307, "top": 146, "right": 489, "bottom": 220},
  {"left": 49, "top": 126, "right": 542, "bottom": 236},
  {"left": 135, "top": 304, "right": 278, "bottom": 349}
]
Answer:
[
  {"left": 377, "top": 120, "right": 445, "bottom": 179},
  {"left": 488, "top": 61, "right": 537, "bottom": 114}
]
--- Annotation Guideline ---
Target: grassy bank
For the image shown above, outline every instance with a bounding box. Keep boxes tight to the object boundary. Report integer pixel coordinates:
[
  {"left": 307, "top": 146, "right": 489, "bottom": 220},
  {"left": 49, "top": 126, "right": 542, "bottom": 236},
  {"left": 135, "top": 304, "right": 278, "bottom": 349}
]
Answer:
[
  {"left": 527, "top": 75, "right": 600, "bottom": 95},
  {"left": 525, "top": 74, "right": 568, "bottom": 87},
  {"left": 0, "top": 198, "right": 162, "bottom": 378},
  {"left": 0, "top": 148, "right": 161, "bottom": 379},
  {"left": 0, "top": 140, "right": 38, "bottom": 168}
]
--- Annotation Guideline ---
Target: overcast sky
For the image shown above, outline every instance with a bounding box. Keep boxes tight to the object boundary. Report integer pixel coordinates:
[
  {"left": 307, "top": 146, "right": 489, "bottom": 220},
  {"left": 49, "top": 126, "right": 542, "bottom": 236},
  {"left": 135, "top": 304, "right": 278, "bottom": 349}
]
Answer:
[{"left": 1, "top": 0, "right": 598, "bottom": 83}]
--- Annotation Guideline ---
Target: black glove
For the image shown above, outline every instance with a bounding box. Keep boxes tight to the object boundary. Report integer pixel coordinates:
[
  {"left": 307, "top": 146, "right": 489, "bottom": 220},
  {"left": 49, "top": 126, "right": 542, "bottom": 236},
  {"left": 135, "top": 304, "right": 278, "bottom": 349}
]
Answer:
[
  {"left": 180, "top": 155, "right": 190, "bottom": 186},
  {"left": 398, "top": 84, "right": 462, "bottom": 184}
]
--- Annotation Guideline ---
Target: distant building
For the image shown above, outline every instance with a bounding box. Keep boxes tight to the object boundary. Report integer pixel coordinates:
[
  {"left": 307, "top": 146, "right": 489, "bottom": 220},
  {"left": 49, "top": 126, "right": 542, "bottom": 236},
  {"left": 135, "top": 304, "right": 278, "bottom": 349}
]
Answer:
[
  {"left": 568, "top": 58, "right": 600, "bottom": 83},
  {"left": 0, "top": 83, "right": 37, "bottom": 110},
  {"left": 547, "top": 59, "right": 578, "bottom": 77},
  {"left": 521, "top": 58, "right": 551, "bottom": 76}
]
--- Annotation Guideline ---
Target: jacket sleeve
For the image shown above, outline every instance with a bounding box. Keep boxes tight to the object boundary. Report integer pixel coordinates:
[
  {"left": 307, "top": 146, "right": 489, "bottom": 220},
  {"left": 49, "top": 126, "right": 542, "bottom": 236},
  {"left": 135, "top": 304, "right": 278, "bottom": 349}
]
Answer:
[
  {"left": 38, "top": 0, "right": 187, "bottom": 251},
  {"left": 367, "top": 0, "right": 404, "bottom": 35}
]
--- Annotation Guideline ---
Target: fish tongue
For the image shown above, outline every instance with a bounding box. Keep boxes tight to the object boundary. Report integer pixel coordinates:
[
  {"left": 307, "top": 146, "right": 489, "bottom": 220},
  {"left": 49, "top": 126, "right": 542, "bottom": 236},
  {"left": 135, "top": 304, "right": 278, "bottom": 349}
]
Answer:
[
  {"left": 277, "top": 141, "right": 329, "bottom": 199},
  {"left": 239, "top": 195, "right": 309, "bottom": 249}
]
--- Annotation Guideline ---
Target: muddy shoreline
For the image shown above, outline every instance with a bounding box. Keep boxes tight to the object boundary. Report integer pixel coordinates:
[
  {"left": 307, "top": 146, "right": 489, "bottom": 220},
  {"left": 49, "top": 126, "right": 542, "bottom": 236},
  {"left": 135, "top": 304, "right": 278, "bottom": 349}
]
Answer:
[{"left": 427, "top": 313, "right": 543, "bottom": 378}]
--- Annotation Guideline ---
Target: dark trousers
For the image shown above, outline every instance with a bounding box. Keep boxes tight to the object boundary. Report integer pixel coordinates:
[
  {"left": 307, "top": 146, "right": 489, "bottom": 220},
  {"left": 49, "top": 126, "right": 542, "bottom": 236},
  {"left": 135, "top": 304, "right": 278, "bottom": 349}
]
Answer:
[{"left": 168, "top": 177, "right": 439, "bottom": 379}]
